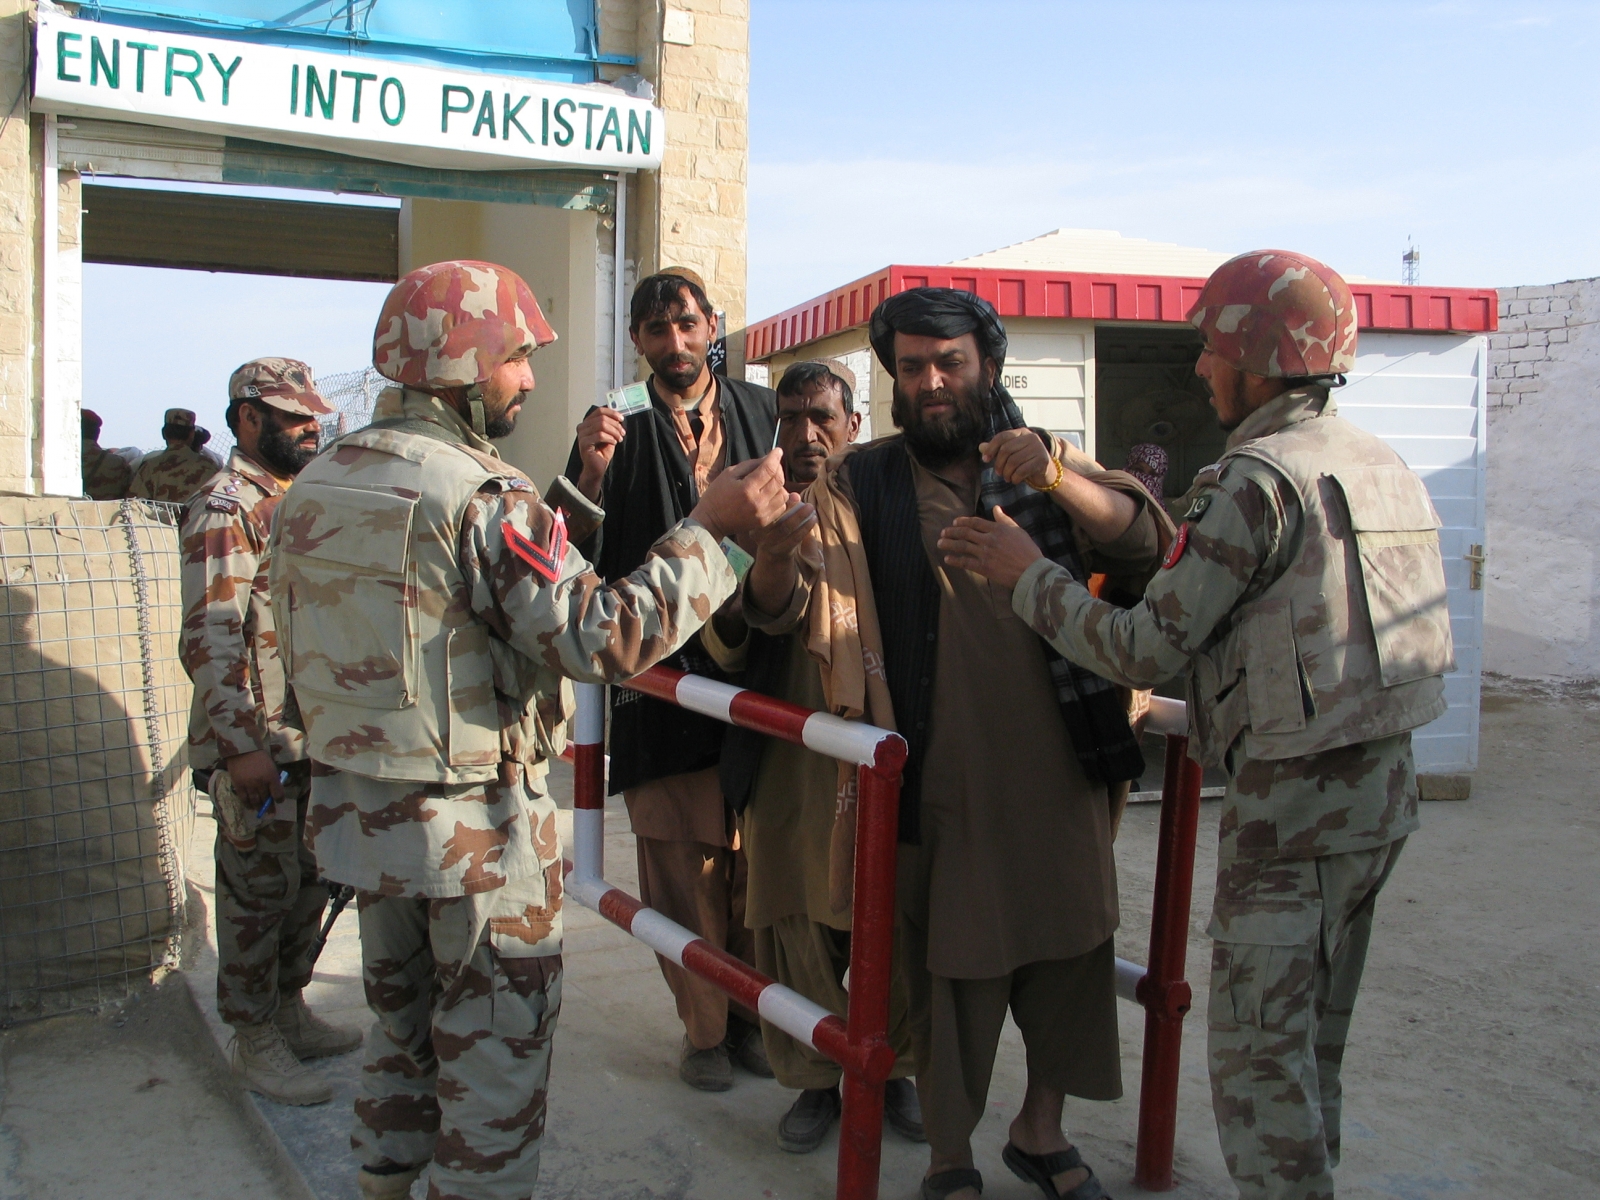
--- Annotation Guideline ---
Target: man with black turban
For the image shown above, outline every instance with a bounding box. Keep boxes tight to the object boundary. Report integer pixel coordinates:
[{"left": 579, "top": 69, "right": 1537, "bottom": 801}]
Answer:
[{"left": 745, "top": 288, "right": 1171, "bottom": 1200}]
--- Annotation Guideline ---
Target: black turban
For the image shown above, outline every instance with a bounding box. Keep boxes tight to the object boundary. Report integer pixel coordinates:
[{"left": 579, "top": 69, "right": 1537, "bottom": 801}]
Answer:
[{"left": 869, "top": 287, "right": 1008, "bottom": 377}]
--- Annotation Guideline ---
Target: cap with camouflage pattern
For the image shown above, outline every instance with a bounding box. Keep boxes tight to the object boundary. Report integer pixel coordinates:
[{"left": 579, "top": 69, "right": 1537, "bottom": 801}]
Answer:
[
  {"left": 165, "top": 408, "right": 197, "bottom": 431},
  {"left": 1186, "top": 249, "right": 1358, "bottom": 378},
  {"left": 372, "top": 260, "right": 557, "bottom": 390},
  {"left": 228, "top": 358, "right": 335, "bottom": 417}
]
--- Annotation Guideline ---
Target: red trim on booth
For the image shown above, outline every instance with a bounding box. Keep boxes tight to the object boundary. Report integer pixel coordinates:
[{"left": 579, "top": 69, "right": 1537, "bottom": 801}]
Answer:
[{"left": 747, "top": 264, "right": 1499, "bottom": 362}]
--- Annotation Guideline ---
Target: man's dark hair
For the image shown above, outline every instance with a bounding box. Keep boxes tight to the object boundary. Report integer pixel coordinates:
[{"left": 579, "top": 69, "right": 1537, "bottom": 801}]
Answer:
[
  {"left": 777, "top": 361, "right": 853, "bottom": 411},
  {"left": 224, "top": 396, "right": 256, "bottom": 435},
  {"left": 630, "top": 273, "right": 713, "bottom": 333},
  {"left": 81, "top": 412, "right": 101, "bottom": 438},
  {"left": 161, "top": 422, "right": 189, "bottom": 442}
]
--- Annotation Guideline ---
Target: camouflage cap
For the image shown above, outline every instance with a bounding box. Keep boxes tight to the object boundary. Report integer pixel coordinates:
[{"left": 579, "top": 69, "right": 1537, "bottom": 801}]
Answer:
[
  {"left": 1187, "top": 249, "right": 1358, "bottom": 378},
  {"left": 227, "top": 358, "right": 335, "bottom": 417},
  {"left": 165, "top": 408, "right": 197, "bottom": 431},
  {"left": 373, "top": 260, "right": 557, "bottom": 389}
]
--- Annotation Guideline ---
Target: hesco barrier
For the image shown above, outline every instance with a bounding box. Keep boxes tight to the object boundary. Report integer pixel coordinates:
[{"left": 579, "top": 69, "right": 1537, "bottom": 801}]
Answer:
[
  {"left": 0, "top": 497, "right": 195, "bottom": 1024},
  {"left": 566, "top": 670, "right": 1204, "bottom": 1197}
]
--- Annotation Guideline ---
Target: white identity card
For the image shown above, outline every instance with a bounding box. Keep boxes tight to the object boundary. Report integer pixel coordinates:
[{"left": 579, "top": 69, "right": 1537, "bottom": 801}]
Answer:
[{"left": 607, "top": 382, "right": 652, "bottom": 417}]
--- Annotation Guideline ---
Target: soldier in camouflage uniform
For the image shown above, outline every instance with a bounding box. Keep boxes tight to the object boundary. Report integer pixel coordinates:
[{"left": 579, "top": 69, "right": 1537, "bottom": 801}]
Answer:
[
  {"left": 267, "top": 260, "right": 791, "bottom": 1200},
  {"left": 939, "top": 250, "right": 1455, "bottom": 1200},
  {"left": 81, "top": 408, "right": 132, "bottom": 499},
  {"left": 130, "top": 407, "right": 225, "bottom": 503},
  {"left": 181, "top": 359, "right": 364, "bottom": 1108}
]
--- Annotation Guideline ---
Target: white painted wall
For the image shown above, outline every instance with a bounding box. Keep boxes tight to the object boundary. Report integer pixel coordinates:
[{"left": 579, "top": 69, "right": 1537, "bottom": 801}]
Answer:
[
  {"left": 1342, "top": 332, "right": 1486, "bottom": 773},
  {"left": 1482, "top": 278, "right": 1600, "bottom": 683}
]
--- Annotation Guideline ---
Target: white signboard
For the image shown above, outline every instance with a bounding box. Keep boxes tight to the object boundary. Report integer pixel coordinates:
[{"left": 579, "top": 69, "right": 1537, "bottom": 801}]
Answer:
[{"left": 32, "top": 12, "right": 663, "bottom": 172}]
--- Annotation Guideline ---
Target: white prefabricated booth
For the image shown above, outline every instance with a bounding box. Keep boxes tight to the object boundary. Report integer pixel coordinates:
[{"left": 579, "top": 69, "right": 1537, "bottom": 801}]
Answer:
[{"left": 748, "top": 231, "right": 1497, "bottom": 779}]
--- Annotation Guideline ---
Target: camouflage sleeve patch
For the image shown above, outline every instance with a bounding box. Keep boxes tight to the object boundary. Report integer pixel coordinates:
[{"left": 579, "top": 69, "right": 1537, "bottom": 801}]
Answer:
[
  {"left": 460, "top": 488, "right": 737, "bottom": 683},
  {"left": 179, "top": 498, "right": 270, "bottom": 760},
  {"left": 1013, "top": 468, "right": 1285, "bottom": 689}
]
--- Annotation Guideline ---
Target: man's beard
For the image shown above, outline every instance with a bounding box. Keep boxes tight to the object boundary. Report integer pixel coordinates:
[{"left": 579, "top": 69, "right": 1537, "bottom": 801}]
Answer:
[
  {"left": 892, "top": 378, "right": 992, "bottom": 468},
  {"left": 485, "top": 405, "right": 519, "bottom": 439},
  {"left": 650, "top": 350, "right": 705, "bottom": 391},
  {"left": 257, "top": 412, "right": 319, "bottom": 475}
]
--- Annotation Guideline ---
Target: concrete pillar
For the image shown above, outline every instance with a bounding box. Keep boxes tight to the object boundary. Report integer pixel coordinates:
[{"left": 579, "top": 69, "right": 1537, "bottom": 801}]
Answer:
[{"left": 399, "top": 198, "right": 605, "bottom": 491}]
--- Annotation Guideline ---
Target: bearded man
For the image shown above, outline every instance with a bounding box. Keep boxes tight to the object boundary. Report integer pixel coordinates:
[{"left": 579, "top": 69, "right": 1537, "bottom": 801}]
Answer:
[{"left": 746, "top": 289, "right": 1170, "bottom": 1200}]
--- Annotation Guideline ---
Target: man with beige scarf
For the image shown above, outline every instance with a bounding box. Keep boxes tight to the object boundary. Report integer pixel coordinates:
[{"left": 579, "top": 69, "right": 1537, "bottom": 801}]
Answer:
[{"left": 745, "top": 289, "right": 1170, "bottom": 1200}]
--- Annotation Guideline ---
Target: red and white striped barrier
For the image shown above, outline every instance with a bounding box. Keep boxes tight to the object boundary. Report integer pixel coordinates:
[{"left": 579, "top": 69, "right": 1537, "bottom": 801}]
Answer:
[{"left": 564, "top": 667, "right": 1203, "bottom": 1197}]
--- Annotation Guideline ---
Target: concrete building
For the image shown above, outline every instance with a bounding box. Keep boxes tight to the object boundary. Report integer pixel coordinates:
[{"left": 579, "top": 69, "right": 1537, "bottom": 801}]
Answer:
[
  {"left": 1485, "top": 277, "right": 1600, "bottom": 685},
  {"left": 748, "top": 230, "right": 1500, "bottom": 779},
  {"left": 0, "top": 0, "right": 753, "bottom": 496}
]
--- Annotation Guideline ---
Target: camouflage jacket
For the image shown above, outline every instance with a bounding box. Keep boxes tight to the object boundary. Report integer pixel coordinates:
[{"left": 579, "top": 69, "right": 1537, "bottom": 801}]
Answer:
[
  {"left": 179, "top": 449, "right": 305, "bottom": 773},
  {"left": 129, "top": 444, "right": 220, "bottom": 505},
  {"left": 81, "top": 441, "right": 132, "bottom": 500},
  {"left": 269, "top": 390, "right": 737, "bottom": 898},
  {"left": 1016, "top": 388, "right": 1436, "bottom": 861}
]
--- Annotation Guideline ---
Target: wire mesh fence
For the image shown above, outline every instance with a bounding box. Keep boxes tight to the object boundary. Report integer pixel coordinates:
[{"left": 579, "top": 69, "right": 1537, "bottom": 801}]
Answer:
[
  {"left": 0, "top": 497, "right": 195, "bottom": 1024},
  {"left": 318, "top": 365, "right": 389, "bottom": 437}
]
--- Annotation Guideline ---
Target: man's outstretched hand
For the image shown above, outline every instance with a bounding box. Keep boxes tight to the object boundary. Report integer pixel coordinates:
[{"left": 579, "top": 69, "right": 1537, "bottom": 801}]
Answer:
[
  {"left": 690, "top": 450, "right": 790, "bottom": 542},
  {"left": 938, "top": 506, "right": 1045, "bottom": 590}
]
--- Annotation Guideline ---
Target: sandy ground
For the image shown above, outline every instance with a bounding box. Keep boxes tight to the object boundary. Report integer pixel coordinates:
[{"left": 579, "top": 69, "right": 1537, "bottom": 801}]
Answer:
[{"left": 3, "top": 682, "right": 1597, "bottom": 1198}]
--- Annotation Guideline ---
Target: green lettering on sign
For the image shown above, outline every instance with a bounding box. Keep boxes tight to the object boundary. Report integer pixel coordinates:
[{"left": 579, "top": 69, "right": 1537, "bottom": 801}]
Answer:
[
  {"left": 342, "top": 71, "right": 377, "bottom": 122},
  {"left": 289, "top": 63, "right": 298, "bottom": 113},
  {"left": 305, "top": 64, "right": 336, "bottom": 118},
  {"left": 503, "top": 93, "right": 532, "bottom": 143},
  {"left": 627, "top": 109, "right": 651, "bottom": 156},
  {"left": 208, "top": 53, "right": 241, "bottom": 106},
  {"left": 165, "top": 47, "right": 203, "bottom": 100},
  {"left": 541, "top": 97, "right": 550, "bottom": 145},
  {"left": 441, "top": 84, "right": 474, "bottom": 132},
  {"left": 578, "top": 101, "right": 602, "bottom": 150},
  {"left": 380, "top": 77, "right": 405, "bottom": 125},
  {"left": 472, "top": 89, "right": 496, "bottom": 138},
  {"left": 127, "top": 42, "right": 157, "bottom": 94},
  {"left": 90, "top": 37, "right": 119, "bottom": 88},
  {"left": 596, "top": 106, "right": 622, "bottom": 152},
  {"left": 56, "top": 31, "right": 83, "bottom": 82},
  {"left": 552, "top": 97, "right": 575, "bottom": 147}
]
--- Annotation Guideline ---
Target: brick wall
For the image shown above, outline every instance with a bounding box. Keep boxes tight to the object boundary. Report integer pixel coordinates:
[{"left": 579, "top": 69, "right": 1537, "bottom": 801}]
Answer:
[
  {"left": 1487, "top": 278, "right": 1600, "bottom": 410},
  {"left": 1484, "top": 275, "right": 1600, "bottom": 682}
]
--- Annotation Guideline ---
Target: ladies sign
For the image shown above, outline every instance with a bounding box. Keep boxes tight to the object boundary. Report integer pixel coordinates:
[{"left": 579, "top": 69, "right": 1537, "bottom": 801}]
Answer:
[{"left": 32, "top": 12, "right": 664, "bottom": 172}]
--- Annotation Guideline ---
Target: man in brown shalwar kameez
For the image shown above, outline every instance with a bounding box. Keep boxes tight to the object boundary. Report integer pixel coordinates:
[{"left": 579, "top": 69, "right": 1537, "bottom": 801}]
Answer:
[{"left": 747, "top": 289, "right": 1168, "bottom": 1200}]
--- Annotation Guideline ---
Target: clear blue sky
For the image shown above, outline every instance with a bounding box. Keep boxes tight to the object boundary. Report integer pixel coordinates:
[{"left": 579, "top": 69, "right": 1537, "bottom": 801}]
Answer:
[{"left": 86, "top": 0, "right": 1600, "bottom": 449}]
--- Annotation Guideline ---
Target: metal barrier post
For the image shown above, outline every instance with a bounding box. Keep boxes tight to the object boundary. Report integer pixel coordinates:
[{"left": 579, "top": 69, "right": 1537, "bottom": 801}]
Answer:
[
  {"left": 835, "top": 762, "right": 902, "bottom": 1199},
  {"left": 1132, "top": 730, "right": 1204, "bottom": 1191}
]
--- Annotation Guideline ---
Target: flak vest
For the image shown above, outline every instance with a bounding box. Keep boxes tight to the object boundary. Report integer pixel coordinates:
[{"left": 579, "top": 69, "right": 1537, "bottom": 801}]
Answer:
[
  {"left": 1188, "top": 411, "right": 1454, "bottom": 766},
  {"left": 271, "top": 420, "right": 566, "bottom": 785}
]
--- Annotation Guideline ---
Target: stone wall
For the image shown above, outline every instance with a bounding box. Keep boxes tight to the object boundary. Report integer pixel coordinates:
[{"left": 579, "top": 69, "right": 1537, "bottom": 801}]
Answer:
[
  {"left": 0, "top": 4, "right": 33, "bottom": 494},
  {"left": 1484, "top": 277, "right": 1600, "bottom": 683}
]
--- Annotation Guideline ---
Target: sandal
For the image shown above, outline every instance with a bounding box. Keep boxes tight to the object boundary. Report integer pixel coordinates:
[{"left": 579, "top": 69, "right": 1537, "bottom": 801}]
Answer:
[
  {"left": 1001, "top": 1142, "right": 1109, "bottom": 1200},
  {"left": 921, "top": 1167, "right": 983, "bottom": 1198}
]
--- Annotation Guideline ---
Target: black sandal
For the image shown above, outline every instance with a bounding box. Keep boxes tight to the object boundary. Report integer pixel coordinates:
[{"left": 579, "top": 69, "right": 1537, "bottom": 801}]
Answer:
[
  {"left": 921, "top": 1167, "right": 983, "bottom": 1198},
  {"left": 1001, "top": 1142, "right": 1109, "bottom": 1200}
]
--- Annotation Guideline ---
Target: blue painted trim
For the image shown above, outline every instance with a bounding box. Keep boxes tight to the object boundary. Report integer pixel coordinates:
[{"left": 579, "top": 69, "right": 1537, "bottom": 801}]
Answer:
[{"left": 76, "top": 2, "right": 637, "bottom": 75}]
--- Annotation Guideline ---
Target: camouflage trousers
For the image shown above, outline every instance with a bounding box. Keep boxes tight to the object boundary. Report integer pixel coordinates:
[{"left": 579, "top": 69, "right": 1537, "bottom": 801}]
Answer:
[
  {"left": 1207, "top": 837, "right": 1406, "bottom": 1200},
  {"left": 353, "top": 873, "right": 563, "bottom": 1200},
  {"left": 213, "top": 763, "right": 326, "bottom": 1027}
]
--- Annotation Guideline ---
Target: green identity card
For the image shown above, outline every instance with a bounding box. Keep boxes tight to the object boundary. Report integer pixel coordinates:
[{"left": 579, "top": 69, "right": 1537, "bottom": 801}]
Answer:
[
  {"left": 720, "top": 538, "right": 754, "bottom": 583},
  {"left": 607, "top": 382, "right": 651, "bottom": 416}
]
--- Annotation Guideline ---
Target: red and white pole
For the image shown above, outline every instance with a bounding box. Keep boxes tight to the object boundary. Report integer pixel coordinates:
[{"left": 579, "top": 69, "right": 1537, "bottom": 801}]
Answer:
[{"left": 1132, "top": 697, "right": 1204, "bottom": 1192}]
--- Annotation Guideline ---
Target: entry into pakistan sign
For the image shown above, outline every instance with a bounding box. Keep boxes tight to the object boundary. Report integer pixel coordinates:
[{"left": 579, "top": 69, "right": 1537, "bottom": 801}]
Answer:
[{"left": 32, "top": 13, "right": 664, "bottom": 172}]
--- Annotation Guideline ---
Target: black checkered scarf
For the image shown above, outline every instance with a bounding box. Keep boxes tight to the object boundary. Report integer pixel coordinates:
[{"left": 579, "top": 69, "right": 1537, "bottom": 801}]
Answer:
[{"left": 871, "top": 287, "right": 1145, "bottom": 783}]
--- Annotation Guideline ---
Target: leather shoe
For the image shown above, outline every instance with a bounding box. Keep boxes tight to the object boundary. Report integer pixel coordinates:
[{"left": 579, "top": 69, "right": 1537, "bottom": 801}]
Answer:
[
  {"left": 679, "top": 1037, "right": 733, "bottom": 1092},
  {"left": 777, "top": 1086, "right": 841, "bottom": 1153},
  {"left": 725, "top": 1015, "right": 775, "bottom": 1078},
  {"left": 884, "top": 1076, "right": 926, "bottom": 1142}
]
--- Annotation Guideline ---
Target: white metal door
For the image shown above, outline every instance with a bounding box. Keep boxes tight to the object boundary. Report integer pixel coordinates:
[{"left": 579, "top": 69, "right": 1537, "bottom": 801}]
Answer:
[{"left": 1340, "top": 332, "right": 1487, "bottom": 774}]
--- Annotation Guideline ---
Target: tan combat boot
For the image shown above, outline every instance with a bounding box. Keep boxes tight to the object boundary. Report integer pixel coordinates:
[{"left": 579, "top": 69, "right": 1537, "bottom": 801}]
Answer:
[
  {"left": 274, "top": 991, "right": 364, "bottom": 1060},
  {"left": 229, "top": 1020, "right": 333, "bottom": 1106},
  {"left": 357, "top": 1163, "right": 427, "bottom": 1199}
]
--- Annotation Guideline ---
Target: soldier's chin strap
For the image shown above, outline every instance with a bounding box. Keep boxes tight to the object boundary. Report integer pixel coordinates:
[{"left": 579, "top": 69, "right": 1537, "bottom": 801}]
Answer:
[{"left": 466, "top": 383, "right": 489, "bottom": 437}]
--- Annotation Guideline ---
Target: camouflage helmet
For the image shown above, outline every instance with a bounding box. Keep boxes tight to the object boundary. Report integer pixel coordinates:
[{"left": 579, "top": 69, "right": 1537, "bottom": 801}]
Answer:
[
  {"left": 373, "top": 261, "right": 557, "bottom": 389},
  {"left": 1186, "top": 250, "right": 1358, "bottom": 378}
]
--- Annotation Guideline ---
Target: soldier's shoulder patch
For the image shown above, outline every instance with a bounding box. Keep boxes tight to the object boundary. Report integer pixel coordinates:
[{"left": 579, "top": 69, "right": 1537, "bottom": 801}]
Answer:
[
  {"left": 1183, "top": 493, "right": 1213, "bottom": 522},
  {"left": 206, "top": 496, "right": 240, "bottom": 514},
  {"left": 506, "top": 477, "right": 532, "bottom": 492},
  {"left": 1161, "top": 523, "right": 1190, "bottom": 570}
]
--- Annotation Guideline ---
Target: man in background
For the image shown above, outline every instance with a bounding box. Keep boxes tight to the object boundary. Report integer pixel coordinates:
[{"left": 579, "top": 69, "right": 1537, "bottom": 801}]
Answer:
[
  {"left": 705, "top": 359, "right": 923, "bottom": 1153},
  {"left": 565, "top": 268, "right": 779, "bottom": 1092},
  {"left": 80, "top": 408, "right": 131, "bottom": 500},
  {"left": 129, "top": 407, "right": 221, "bottom": 503},
  {"left": 181, "top": 358, "right": 362, "bottom": 1109}
]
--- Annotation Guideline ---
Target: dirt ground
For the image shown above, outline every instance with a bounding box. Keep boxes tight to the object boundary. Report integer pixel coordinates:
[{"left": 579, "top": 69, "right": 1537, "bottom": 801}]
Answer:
[{"left": 2, "top": 682, "right": 1596, "bottom": 1199}]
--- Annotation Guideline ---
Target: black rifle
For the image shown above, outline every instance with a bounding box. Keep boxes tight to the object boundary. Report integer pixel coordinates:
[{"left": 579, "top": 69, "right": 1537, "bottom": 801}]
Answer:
[{"left": 307, "top": 881, "right": 357, "bottom": 968}]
